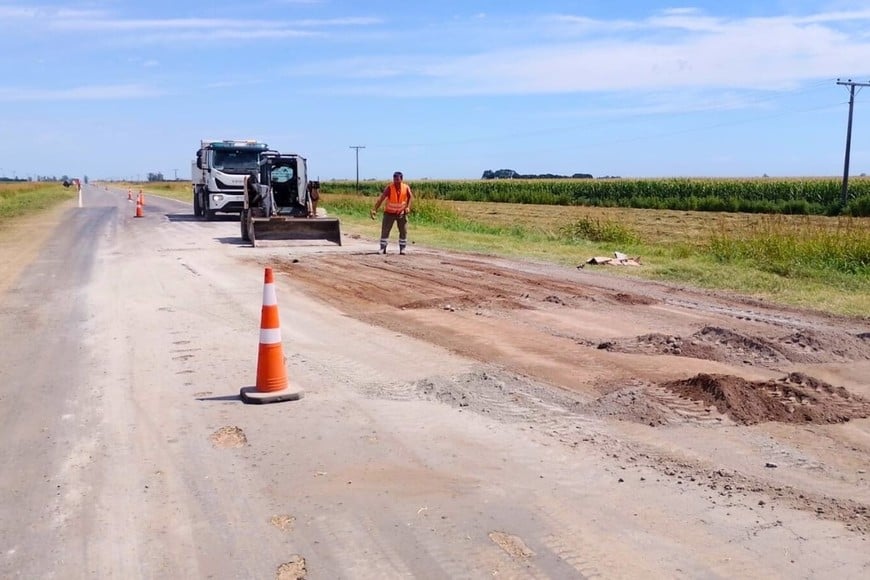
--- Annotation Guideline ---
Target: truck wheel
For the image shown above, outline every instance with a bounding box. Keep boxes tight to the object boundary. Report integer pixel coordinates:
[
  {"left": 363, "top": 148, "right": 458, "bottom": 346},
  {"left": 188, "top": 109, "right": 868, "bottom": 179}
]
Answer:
[
  {"left": 240, "top": 210, "right": 250, "bottom": 242},
  {"left": 193, "top": 190, "right": 201, "bottom": 217}
]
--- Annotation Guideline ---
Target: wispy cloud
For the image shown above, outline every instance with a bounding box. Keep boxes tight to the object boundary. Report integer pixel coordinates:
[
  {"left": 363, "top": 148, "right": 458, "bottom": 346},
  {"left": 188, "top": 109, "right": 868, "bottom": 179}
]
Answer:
[
  {"left": 47, "top": 16, "right": 380, "bottom": 31},
  {"left": 0, "top": 84, "right": 166, "bottom": 102},
  {"left": 0, "top": 5, "right": 381, "bottom": 44},
  {"left": 3, "top": 5, "right": 870, "bottom": 103},
  {"left": 0, "top": 6, "right": 107, "bottom": 19},
  {"left": 304, "top": 8, "right": 870, "bottom": 96}
]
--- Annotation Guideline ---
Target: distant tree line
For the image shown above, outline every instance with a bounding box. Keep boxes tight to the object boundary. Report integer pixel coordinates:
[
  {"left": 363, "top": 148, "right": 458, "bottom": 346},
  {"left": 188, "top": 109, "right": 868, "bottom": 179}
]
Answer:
[
  {"left": 10, "top": 175, "right": 91, "bottom": 183},
  {"left": 0, "top": 176, "right": 65, "bottom": 182},
  {"left": 147, "top": 172, "right": 165, "bottom": 182},
  {"left": 481, "top": 169, "right": 594, "bottom": 180}
]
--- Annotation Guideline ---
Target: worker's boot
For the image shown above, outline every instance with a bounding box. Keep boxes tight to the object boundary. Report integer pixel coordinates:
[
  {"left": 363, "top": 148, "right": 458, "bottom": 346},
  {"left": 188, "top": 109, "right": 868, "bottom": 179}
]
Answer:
[
  {"left": 379, "top": 242, "right": 387, "bottom": 254},
  {"left": 399, "top": 239, "right": 407, "bottom": 255}
]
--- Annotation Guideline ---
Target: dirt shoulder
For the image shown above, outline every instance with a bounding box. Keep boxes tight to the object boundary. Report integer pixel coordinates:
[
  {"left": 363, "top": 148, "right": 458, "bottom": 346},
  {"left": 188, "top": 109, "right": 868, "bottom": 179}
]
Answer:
[{"left": 0, "top": 200, "right": 74, "bottom": 295}]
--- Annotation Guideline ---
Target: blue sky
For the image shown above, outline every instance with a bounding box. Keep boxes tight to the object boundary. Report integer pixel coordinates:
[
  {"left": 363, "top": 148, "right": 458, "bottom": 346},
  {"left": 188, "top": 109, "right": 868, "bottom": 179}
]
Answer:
[{"left": 1, "top": 1, "right": 870, "bottom": 181}]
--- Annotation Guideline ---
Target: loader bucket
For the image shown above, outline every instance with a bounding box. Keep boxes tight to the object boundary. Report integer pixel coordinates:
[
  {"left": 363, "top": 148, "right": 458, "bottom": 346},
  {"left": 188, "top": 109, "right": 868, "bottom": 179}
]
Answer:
[{"left": 249, "top": 217, "right": 342, "bottom": 247}]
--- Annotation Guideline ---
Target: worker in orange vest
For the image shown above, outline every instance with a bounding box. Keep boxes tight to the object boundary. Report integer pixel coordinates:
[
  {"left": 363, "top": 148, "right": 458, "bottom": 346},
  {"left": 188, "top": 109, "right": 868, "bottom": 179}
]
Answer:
[{"left": 370, "top": 171, "right": 413, "bottom": 254}]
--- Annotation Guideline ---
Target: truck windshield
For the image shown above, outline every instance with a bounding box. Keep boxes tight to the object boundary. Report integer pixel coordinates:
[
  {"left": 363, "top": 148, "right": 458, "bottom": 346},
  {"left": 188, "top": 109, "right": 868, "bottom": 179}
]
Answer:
[{"left": 212, "top": 149, "right": 261, "bottom": 174}]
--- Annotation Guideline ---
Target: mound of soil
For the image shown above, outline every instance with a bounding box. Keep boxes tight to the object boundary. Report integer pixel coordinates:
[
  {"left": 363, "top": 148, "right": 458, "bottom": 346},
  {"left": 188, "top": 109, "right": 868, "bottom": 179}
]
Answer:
[
  {"left": 581, "top": 385, "right": 675, "bottom": 426},
  {"left": 662, "top": 372, "right": 870, "bottom": 425},
  {"left": 774, "top": 329, "right": 870, "bottom": 363},
  {"left": 599, "top": 325, "right": 870, "bottom": 369}
]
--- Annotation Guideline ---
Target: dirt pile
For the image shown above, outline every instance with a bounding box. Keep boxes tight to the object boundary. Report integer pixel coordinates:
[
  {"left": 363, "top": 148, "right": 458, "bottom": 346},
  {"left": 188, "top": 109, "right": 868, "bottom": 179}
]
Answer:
[
  {"left": 581, "top": 385, "right": 677, "bottom": 426},
  {"left": 599, "top": 325, "right": 870, "bottom": 369},
  {"left": 662, "top": 372, "right": 870, "bottom": 425}
]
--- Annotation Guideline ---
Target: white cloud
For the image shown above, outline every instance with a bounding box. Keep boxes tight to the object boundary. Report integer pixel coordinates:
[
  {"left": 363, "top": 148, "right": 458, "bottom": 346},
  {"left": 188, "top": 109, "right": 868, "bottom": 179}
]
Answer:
[
  {"left": 45, "top": 16, "right": 380, "bottom": 33},
  {"left": 3, "top": 5, "right": 870, "bottom": 102},
  {"left": 0, "top": 6, "right": 381, "bottom": 44},
  {"left": 0, "top": 5, "right": 107, "bottom": 19},
  {"left": 0, "top": 84, "right": 166, "bottom": 102},
  {"left": 313, "top": 9, "right": 870, "bottom": 96}
]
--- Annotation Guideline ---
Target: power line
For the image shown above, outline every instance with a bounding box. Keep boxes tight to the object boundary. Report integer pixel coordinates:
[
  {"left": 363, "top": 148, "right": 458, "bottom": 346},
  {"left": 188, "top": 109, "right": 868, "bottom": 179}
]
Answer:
[
  {"left": 349, "top": 145, "right": 365, "bottom": 194},
  {"left": 836, "top": 78, "right": 870, "bottom": 206}
]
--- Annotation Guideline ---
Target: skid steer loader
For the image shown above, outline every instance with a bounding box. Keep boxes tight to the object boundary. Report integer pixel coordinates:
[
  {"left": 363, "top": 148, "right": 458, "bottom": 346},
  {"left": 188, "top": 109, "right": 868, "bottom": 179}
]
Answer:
[{"left": 241, "top": 151, "right": 342, "bottom": 246}]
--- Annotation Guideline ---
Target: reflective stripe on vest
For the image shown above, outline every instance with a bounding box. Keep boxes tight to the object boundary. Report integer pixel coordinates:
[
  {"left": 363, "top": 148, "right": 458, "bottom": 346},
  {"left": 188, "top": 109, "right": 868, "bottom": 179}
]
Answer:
[{"left": 385, "top": 183, "right": 410, "bottom": 214}]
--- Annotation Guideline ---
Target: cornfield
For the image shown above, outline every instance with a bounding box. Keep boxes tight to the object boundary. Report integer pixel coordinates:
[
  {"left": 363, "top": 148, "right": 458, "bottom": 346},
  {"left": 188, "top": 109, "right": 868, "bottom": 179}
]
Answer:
[{"left": 323, "top": 177, "right": 870, "bottom": 216}]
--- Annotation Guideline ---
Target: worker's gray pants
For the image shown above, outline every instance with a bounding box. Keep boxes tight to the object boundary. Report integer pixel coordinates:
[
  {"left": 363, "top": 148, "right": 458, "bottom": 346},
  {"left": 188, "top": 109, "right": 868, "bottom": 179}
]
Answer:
[{"left": 380, "top": 213, "right": 407, "bottom": 252}]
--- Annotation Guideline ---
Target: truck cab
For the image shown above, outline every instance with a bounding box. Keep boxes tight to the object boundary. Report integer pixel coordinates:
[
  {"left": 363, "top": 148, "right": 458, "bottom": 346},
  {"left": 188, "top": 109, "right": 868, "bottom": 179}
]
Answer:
[{"left": 192, "top": 139, "right": 269, "bottom": 220}]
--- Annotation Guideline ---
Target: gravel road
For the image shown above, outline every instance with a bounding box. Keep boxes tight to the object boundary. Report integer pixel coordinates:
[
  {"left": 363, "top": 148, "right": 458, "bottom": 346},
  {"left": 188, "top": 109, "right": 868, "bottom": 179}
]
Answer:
[{"left": 1, "top": 184, "right": 869, "bottom": 579}]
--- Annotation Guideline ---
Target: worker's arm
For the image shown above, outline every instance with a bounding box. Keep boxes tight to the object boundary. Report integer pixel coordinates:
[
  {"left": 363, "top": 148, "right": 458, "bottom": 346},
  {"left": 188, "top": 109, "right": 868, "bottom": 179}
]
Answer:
[
  {"left": 370, "top": 189, "right": 388, "bottom": 218},
  {"left": 404, "top": 187, "right": 413, "bottom": 214}
]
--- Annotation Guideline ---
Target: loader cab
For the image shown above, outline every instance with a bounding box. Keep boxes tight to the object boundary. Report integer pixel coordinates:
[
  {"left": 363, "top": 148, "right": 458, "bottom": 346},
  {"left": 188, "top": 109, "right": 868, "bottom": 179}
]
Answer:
[{"left": 258, "top": 154, "right": 309, "bottom": 217}]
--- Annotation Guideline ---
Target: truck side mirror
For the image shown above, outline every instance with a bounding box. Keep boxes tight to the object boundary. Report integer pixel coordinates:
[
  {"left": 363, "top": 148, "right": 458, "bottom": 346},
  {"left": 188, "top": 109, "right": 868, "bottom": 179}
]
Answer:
[{"left": 195, "top": 153, "right": 202, "bottom": 169}]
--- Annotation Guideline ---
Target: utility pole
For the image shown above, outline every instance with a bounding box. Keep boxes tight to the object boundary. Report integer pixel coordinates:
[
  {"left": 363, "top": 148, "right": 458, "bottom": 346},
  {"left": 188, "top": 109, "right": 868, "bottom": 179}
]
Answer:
[
  {"left": 349, "top": 145, "right": 365, "bottom": 195},
  {"left": 173, "top": 168, "right": 179, "bottom": 181},
  {"left": 836, "top": 79, "right": 870, "bottom": 207}
]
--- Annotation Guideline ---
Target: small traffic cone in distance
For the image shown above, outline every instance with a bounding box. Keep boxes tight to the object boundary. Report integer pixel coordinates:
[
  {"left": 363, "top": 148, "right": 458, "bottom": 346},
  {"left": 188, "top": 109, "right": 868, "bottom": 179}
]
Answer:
[
  {"left": 134, "top": 195, "right": 144, "bottom": 218},
  {"left": 139, "top": 190, "right": 145, "bottom": 206},
  {"left": 240, "top": 267, "right": 303, "bottom": 404},
  {"left": 127, "top": 188, "right": 132, "bottom": 201}
]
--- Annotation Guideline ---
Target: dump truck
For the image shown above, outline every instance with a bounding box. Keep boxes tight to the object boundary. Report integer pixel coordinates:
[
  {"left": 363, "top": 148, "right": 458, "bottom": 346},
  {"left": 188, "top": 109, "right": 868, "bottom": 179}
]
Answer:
[
  {"left": 192, "top": 139, "right": 269, "bottom": 220},
  {"left": 241, "top": 151, "right": 342, "bottom": 246}
]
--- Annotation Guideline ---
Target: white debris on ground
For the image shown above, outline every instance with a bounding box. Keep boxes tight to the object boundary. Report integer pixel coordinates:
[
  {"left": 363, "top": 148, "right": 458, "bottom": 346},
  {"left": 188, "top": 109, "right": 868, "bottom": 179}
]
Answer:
[{"left": 580, "top": 251, "right": 642, "bottom": 267}]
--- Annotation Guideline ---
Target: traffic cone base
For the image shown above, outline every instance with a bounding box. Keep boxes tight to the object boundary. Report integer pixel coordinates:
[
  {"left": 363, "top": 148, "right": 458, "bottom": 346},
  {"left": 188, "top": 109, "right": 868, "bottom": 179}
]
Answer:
[
  {"left": 239, "top": 386, "right": 303, "bottom": 404},
  {"left": 240, "top": 267, "right": 303, "bottom": 405}
]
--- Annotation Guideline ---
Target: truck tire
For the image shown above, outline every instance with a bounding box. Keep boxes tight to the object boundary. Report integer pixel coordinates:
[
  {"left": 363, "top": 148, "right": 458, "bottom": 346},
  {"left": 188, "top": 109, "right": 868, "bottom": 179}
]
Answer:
[
  {"left": 193, "top": 189, "right": 201, "bottom": 217},
  {"left": 240, "top": 210, "right": 250, "bottom": 242},
  {"left": 203, "top": 189, "right": 215, "bottom": 220}
]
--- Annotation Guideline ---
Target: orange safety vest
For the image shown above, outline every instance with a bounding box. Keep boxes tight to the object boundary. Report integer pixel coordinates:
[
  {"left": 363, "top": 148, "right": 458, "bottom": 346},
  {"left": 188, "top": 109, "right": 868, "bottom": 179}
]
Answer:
[{"left": 385, "top": 183, "right": 410, "bottom": 214}]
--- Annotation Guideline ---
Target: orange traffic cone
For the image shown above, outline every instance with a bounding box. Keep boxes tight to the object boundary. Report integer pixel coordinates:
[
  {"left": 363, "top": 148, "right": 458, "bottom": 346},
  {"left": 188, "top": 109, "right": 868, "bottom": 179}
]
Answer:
[
  {"left": 134, "top": 195, "right": 144, "bottom": 218},
  {"left": 127, "top": 188, "right": 132, "bottom": 201},
  {"left": 138, "top": 190, "right": 145, "bottom": 206},
  {"left": 240, "top": 267, "right": 303, "bottom": 404}
]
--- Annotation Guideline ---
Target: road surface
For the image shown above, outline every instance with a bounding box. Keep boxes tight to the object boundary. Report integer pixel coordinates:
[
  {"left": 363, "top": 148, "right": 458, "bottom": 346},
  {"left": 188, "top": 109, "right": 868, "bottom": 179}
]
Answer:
[{"left": 1, "top": 184, "right": 869, "bottom": 579}]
